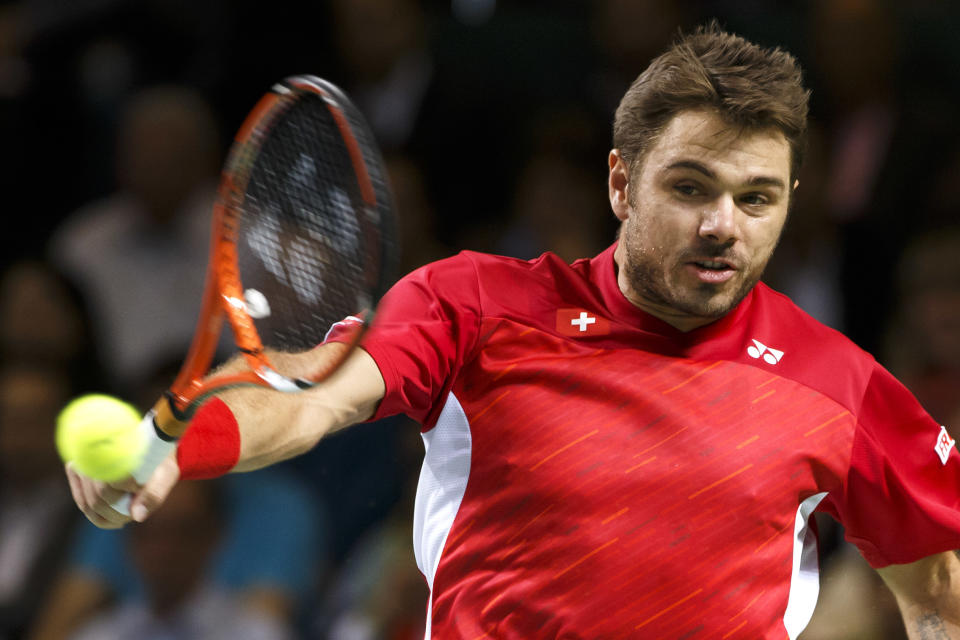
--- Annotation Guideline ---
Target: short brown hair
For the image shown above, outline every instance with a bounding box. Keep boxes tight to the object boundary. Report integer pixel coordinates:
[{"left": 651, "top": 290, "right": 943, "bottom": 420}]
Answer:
[{"left": 613, "top": 22, "right": 810, "bottom": 181}]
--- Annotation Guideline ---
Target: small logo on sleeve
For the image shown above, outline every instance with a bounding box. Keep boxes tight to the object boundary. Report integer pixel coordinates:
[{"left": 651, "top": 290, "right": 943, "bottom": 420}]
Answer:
[
  {"left": 935, "top": 425, "right": 955, "bottom": 465},
  {"left": 556, "top": 309, "right": 610, "bottom": 336},
  {"left": 322, "top": 314, "right": 364, "bottom": 343},
  {"left": 746, "top": 339, "right": 784, "bottom": 365}
]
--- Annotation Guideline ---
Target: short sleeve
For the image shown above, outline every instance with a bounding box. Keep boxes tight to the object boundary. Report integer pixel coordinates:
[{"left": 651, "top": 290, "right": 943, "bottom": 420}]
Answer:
[
  {"left": 826, "top": 364, "right": 960, "bottom": 567},
  {"left": 343, "top": 253, "right": 482, "bottom": 427}
]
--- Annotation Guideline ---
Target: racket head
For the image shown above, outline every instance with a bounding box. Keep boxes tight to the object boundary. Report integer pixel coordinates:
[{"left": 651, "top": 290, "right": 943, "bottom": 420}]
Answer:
[{"left": 162, "top": 76, "right": 398, "bottom": 427}]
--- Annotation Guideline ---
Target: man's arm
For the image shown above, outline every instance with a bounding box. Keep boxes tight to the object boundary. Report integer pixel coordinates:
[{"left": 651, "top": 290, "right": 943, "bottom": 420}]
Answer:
[
  {"left": 67, "top": 343, "right": 386, "bottom": 528},
  {"left": 878, "top": 551, "right": 960, "bottom": 639},
  {"left": 223, "top": 344, "right": 386, "bottom": 471}
]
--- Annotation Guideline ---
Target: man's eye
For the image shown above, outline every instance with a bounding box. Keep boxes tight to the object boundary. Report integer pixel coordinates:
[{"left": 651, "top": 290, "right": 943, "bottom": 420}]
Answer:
[
  {"left": 675, "top": 184, "right": 699, "bottom": 196},
  {"left": 740, "top": 193, "right": 769, "bottom": 206}
]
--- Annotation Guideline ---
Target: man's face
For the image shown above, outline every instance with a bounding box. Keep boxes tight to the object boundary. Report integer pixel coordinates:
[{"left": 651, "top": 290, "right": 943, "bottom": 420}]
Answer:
[{"left": 608, "top": 109, "right": 793, "bottom": 331}]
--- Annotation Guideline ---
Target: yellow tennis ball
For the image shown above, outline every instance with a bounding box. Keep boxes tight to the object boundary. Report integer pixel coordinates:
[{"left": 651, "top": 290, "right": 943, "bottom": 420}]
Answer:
[{"left": 56, "top": 394, "right": 146, "bottom": 482}]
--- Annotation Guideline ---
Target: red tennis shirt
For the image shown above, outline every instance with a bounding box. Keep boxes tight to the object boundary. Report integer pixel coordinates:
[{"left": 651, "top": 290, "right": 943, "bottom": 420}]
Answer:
[{"left": 343, "top": 243, "right": 960, "bottom": 639}]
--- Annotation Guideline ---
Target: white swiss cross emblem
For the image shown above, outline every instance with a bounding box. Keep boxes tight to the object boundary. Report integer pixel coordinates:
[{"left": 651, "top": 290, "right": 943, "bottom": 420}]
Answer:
[
  {"left": 555, "top": 308, "right": 610, "bottom": 336},
  {"left": 935, "top": 425, "right": 955, "bottom": 465},
  {"left": 570, "top": 312, "right": 596, "bottom": 332}
]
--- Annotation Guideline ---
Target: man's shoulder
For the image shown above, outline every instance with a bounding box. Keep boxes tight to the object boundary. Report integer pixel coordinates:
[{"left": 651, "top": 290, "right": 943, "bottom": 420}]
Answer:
[
  {"left": 751, "top": 283, "right": 865, "bottom": 353},
  {"left": 445, "top": 249, "right": 582, "bottom": 274},
  {"left": 744, "top": 282, "right": 879, "bottom": 405},
  {"left": 416, "top": 250, "right": 592, "bottom": 297},
  {"left": 48, "top": 195, "right": 139, "bottom": 267}
]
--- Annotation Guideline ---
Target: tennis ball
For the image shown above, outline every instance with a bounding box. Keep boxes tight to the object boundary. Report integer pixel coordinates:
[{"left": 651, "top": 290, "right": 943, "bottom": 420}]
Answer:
[{"left": 56, "top": 394, "right": 146, "bottom": 482}]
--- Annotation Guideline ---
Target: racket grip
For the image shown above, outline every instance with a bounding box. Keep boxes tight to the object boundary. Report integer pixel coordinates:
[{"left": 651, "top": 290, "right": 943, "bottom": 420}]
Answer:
[{"left": 110, "top": 409, "right": 178, "bottom": 516}]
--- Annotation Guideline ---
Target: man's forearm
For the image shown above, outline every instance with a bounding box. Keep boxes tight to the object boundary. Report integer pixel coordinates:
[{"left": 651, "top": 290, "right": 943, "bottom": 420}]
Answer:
[
  {"left": 880, "top": 552, "right": 960, "bottom": 640},
  {"left": 65, "top": 344, "right": 387, "bottom": 528},
  {"left": 208, "top": 344, "right": 386, "bottom": 472},
  {"left": 900, "top": 606, "right": 960, "bottom": 639}
]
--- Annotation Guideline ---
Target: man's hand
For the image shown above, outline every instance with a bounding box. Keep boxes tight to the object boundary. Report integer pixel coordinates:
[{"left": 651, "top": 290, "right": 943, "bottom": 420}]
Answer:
[{"left": 64, "top": 451, "right": 180, "bottom": 528}]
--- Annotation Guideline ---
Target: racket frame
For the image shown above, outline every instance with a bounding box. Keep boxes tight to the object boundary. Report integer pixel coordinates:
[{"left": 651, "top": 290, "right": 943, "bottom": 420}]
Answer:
[{"left": 156, "top": 76, "right": 385, "bottom": 435}]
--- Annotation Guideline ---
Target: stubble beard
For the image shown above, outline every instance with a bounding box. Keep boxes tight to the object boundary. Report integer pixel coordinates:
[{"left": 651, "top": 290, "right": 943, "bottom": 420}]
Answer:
[{"left": 620, "top": 226, "right": 768, "bottom": 323}]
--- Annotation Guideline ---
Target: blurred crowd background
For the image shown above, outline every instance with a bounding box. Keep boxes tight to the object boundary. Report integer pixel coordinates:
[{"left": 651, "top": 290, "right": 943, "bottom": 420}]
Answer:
[{"left": 1, "top": 0, "right": 960, "bottom": 638}]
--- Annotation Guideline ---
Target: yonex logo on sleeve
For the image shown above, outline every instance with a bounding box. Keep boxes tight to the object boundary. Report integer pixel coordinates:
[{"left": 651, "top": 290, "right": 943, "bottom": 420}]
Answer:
[
  {"left": 746, "top": 339, "right": 784, "bottom": 365},
  {"left": 935, "top": 425, "right": 955, "bottom": 465}
]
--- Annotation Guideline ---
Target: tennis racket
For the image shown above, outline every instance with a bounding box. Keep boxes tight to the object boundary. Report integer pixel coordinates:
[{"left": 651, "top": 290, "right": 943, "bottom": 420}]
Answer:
[{"left": 113, "top": 75, "right": 397, "bottom": 512}]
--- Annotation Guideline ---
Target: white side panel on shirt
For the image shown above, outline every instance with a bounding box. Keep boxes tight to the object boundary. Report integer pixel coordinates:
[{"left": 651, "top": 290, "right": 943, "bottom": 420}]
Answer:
[
  {"left": 783, "top": 491, "right": 829, "bottom": 639},
  {"left": 412, "top": 392, "right": 473, "bottom": 640}
]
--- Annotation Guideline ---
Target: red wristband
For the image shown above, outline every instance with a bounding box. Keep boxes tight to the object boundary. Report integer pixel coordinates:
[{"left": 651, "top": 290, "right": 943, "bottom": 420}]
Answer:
[{"left": 176, "top": 398, "right": 241, "bottom": 479}]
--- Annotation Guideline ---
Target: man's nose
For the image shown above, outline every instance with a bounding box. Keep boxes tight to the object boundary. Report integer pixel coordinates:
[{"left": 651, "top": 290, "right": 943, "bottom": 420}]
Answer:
[{"left": 699, "top": 194, "right": 737, "bottom": 244}]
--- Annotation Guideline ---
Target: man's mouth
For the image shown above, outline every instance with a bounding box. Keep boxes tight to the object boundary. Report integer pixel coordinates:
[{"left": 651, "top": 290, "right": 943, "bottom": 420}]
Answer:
[
  {"left": 693, "top": 260, "right": 732, "bottom": 271},
  {"left": 686, "top": 258, "right": 738, "bottom": 284}
]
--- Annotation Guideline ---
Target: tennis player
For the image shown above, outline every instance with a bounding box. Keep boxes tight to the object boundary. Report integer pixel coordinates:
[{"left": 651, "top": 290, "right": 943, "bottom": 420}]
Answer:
[{"left": 70, "top": 24, "right": 960, "bottom": 638}]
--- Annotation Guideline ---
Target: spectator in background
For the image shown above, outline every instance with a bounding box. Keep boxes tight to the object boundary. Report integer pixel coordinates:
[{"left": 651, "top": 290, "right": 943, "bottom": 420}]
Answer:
[
  {"left": 312, "top": 419, "right": 427, "bottom": 640},
  {"left": 31, "top": 467, "right": 322, "bottom": 640},
  {"left": 64, "top": 481, "right": 295, "bottom": 640},
  {"left": 0, "top": 260, "right": 100, "bottom": 640},
  {"left": 47, "top": 85, "right": 220, "bottom": 397},
  {"left": 806, "top": 0, "right": 960, "bottom": 354},
  {"left": 809, "top": 0, "right": 900, "bottom": 227},
  {"left": 494, "top": 106, "right": 612, "bottom": 261},
  {"left": 384, "top": 153, "right": 450, "bottom": 272},
  {"left": 884, "top": 227, "right": 960, "bottom": 429},
  {"left": 320, "top": 497, "right": 428, "bottom": 640},
  {"left": 0, "top": 3, "right": 35, "bottom": 263},
  {"left": 762, "top": 124, "right": 844, "bottom": 330},
  {"left": 326, "top": 0, "right": 493, "bottom": 248},
  {"left": 588, "top": 0, "right": 694, "bottom": 116},
  {"left": 0, "top": 260, "right": 99, "bottom": 374},
  {"left": 0, "top": 361, "right": 77, "bottom": 640},
  {"left": 329, "top": 0, "right": 433, "bottom": 153}
]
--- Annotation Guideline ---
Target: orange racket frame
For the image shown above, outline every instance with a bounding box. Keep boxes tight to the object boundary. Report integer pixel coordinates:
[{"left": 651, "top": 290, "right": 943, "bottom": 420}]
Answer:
[{"left": 154, "top": 77, "right": 381, "bottom": 437}]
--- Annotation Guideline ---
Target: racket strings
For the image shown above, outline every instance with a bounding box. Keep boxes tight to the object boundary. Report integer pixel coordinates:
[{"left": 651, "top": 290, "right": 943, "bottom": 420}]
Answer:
[{"left": 235, "top": 94, "right": 379, "bottom": 352}]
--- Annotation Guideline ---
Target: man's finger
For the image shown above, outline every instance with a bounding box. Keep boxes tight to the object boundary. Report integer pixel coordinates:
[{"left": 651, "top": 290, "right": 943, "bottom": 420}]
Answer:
[
  {"left": 110, "top": 475, "right": 143, "bottom": 494},
  {"left": 65, "top": 463, "right": 87, "bottom": 511},
  {"left": 129, "top": 452, "right": 180, "bottom": 522},
  {"left": 66, "top": 463, "right": 132, "bottom": 527},
  {"left": 84, "top": 480, "right": 131, "bottom": 527},
  {"left": 83, "top": 508, "right": 125, "bottom": 529}
]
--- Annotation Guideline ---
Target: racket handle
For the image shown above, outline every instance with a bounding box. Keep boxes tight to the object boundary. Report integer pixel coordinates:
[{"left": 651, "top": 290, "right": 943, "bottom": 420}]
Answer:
[{"left": 110, "top": 409, "right": 178, "bottom": 516}]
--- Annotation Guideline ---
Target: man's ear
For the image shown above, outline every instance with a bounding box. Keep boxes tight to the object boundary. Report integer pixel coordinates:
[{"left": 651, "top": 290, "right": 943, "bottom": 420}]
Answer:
[{"left": 609, "top": 149, "right": 631, "bottom": 222}]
